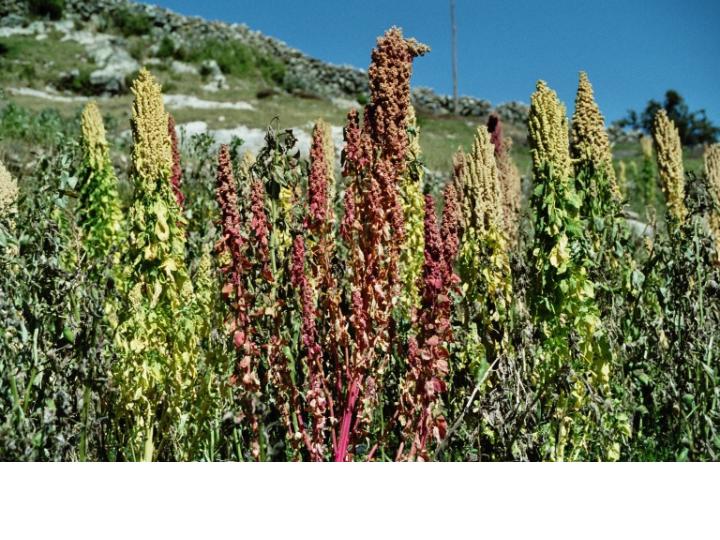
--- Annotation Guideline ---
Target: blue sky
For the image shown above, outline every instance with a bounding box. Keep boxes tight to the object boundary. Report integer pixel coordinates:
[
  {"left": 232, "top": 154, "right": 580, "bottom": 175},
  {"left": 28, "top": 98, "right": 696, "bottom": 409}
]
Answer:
[{"left": 152, "top": 0, "right": 719, "bottom": 123}]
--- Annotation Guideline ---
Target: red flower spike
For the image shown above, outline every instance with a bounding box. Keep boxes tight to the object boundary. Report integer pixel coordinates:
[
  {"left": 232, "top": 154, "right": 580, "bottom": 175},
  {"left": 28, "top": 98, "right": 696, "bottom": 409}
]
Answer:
[
  {"left": 250, "top": 179, "right": 271, "bottom": 281},
  {"left": 306, "top": 123, "right": 329, "bottom": 233},
  {"left": 168, "top": 113, "right": 185, "bottom": 209}
]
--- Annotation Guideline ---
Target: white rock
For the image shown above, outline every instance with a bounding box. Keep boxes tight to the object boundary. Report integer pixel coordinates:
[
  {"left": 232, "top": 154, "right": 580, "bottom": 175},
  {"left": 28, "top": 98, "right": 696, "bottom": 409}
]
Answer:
[
  {"left": 27, "top": 21, "right": 46, "bottom": 34},
  {"left": 176, "top": 121, "right": 209, "bottom": 138},
  {"left": 7, "top": 87, "right": 87, "bottom": 103},
  {"left": 0, "top": 26, "right": 35, "bottom": 38},
  {"left": 174, "top": 121, "right": 343, "bottom": 162},
  {"left": 61, "top": 30, "right": 139, "bottom": 93},
  {"left": 52, "top": 20, "right": 75, "bottom": 34},
  {"left": 170, "top": 60, "right": 198, "bottom": 75},
  {"left": 331, "top": 97, "right": 360, "bottom": 111},
  {"left": 163, "top": 94, "right": 254, "bottom": 111}
]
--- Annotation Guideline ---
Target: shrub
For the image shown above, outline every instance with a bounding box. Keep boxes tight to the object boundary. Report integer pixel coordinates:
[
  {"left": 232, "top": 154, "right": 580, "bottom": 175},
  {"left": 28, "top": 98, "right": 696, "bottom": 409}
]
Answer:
[
  {"left": 110, "top": 7, "right": 153, "bottom": 38},
  {"left": 0, "top": 145, "right": 112, "bottom": 461},
  {"left": 28, "top": 0, "right": 65, "bottom": 20},
  {"left": 56, "top": 68, "right": 97, "bottom": 97},
  {"left": 182, "top": 39, "right": 286, "bottom": 86},
  {"left": 127, "top": 39, "right": 147, "bottom": 62},
  {"left": 623, "top": 171, "right": 720, "bottom": 460},
  {"left": 157, "top": 36, "right": 176, "bottom": 60},
  {"left": 0, "top": 102, "right": 73, "bottom": 146}
]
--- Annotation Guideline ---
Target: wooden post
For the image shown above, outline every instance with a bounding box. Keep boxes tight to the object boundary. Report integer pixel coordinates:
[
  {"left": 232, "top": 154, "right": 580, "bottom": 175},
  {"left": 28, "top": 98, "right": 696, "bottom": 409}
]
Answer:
[{"left": 450, "top": 0, "right": 458, "bottom": 114}]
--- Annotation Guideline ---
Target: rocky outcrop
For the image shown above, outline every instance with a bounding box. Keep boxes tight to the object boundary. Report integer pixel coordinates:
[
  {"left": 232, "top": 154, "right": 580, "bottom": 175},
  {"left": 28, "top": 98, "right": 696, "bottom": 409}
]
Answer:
[{"left": 63, "top": 29, "right": 140, "bottom": 94}]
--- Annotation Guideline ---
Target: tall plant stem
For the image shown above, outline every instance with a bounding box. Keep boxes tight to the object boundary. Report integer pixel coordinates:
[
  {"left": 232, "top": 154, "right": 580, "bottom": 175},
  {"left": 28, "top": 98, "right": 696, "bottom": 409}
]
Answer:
[{"left": 334, "top": 378, "right": 361, "bottom": 461}]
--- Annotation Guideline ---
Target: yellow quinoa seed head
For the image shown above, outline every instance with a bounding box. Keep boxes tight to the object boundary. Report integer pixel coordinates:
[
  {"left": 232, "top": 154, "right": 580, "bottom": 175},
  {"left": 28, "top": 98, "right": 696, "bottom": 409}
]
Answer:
[
  {"left": 238, "top": 150, "right": 255, "bottom": 180},
  {"left": 705, "top": 144, "right": 720, "bottom": 197},
  {"left": 496, "top": 139, "right": 522, "bottom": 248},
  {"left": 130, "top": 69, "right": 172, "bottom": 185},
  {"left": 705, "top": 144, "right": 720, "bottom": 255},
  {"left": 0, "top": 160, "right": 18, "bottom": 218},
  {"left": 640, "top": 135, "right": 653, "bottom": 160},
  {"left": 529, "top": 80, "right": 571, "bottom": 182},
  {"left": 653, "top": 109, "right": 687, "bottom": 223},
  {"left": 81, "top": 101, "right": 109, "bottom": 171},
  {"left": 570, "top": 71, "right": 618, "bottom": 196},
  {"left": 464, "top": 125, "right": 502, "bottom": 235}
]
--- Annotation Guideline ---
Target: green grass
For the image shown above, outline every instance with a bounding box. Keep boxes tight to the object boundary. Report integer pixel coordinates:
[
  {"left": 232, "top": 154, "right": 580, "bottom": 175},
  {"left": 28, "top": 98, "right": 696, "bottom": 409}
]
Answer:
[
  {"left": 173, "top": 38, "right": 286, "bottom": 87},
  {"left": 0, "top": 33, "right": 89, "bottom": 89},
  {"left": 613, "top": 140, "right": 704, "bottom": 175}
]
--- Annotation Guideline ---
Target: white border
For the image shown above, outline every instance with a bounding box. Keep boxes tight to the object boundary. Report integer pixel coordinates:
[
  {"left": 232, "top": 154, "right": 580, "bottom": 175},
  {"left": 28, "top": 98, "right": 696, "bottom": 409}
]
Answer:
[{"left": 1, "top": 462, "right": 717, "bottom": 539}]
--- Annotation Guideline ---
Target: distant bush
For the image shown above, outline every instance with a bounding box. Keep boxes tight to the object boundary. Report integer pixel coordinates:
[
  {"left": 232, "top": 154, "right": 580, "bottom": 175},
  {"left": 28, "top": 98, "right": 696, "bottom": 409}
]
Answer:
[
  {"left": 110, "top": 7, "right": 153, "bottom": 37},
  {"left": 56, "top": 69, "right": 96, "bottom": 96},
  {"left": 0, "top": 102, "right": 72, "bottom": 145},
  {"left": 0, "top": 42, "right": 9, "bottom": 56},
  {"left": 256, "top": 53, "right": 286, "bottom": 86},
  {"left": 157, "top": 36, "right": 175, "bottom": 59},
  {"left": 180, "top": 39, "right": 286, "bottom": 86},
  {"left": 620, "top": 90, "right": 719, "bottom": 146},
  {"left": 127, "top": 39, "right": 146, "bottom": 62},
  {"left": 28, "top": 0, "right": 65, "bottom": 20}
]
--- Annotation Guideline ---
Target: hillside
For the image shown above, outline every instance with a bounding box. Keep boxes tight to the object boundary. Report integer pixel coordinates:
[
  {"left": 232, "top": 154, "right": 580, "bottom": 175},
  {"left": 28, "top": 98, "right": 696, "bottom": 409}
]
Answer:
[
  {"left": 0, "top": 0, "right": 535, "bottom": 177},
  {"left": 0, "top": 0, "right": 706, "bottom": 196}
]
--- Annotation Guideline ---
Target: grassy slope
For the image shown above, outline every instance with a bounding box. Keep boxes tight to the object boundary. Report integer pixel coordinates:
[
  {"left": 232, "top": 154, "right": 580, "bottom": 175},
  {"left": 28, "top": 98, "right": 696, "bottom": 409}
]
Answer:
[
  {"left": 0, "top": 28, "right": 704, "bottom": 183},
  {"left": 0, "top": 30, "right": 521, "bottom": 176}
]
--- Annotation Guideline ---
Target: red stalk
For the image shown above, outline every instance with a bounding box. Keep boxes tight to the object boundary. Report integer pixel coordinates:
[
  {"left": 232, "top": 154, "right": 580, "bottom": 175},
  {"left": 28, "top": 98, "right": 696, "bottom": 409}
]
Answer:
[{"left": 334, "top": 377, "right": 361, "bottom": 462}]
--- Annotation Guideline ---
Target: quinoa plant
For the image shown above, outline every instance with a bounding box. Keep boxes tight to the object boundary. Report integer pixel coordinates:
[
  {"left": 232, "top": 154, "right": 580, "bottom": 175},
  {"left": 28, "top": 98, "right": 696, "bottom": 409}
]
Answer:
[
  {"left": 167, "top": 113, "right": 185, "bottom": 209},
  {"left": 527, "top": 81, "right": 622, "bottom": 461},
  {"left": 570, "top": 72, "right": 620, "bottom": 201},
  {"left": 0, "top": 160, "right": 18, "bottom": 229},
  {"left": 396, "top": 194, "right": 458, "bottom": 460},
  {"left": 108, "top": 69, "right": 199, "bottom": 461},
  {"left": 336, "top": 28, "right": 428, "bottom": 461},
  {"left": 487, "top": 114, "right": 522, "bottom": 249},
  {"left": 653, "top": 110, "right": 687, "bottom": 226},
  {"left": 215, "top": 128, "right": 308, "bottom": 460},
  {"left": 77, "top": 102, "right": 123, "bottom": 262},
  {"left": 0, "top": 147, "right": 112, "bottom": 461},
  {"left": 456, "top": 125, "right": 513, "bottom": 358},
  {"left": 622, "top": 170, "right": 720, "bottom": 460},
  {"left": 636, "top": 136, "right": 658, "bottom": 216}
]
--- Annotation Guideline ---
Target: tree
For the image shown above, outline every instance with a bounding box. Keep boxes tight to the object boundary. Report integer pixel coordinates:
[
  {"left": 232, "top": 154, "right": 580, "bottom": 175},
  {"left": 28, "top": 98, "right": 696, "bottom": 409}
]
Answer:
[{"left": 619, "top": 90, "right": 719, "bottom": 146}]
